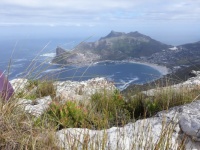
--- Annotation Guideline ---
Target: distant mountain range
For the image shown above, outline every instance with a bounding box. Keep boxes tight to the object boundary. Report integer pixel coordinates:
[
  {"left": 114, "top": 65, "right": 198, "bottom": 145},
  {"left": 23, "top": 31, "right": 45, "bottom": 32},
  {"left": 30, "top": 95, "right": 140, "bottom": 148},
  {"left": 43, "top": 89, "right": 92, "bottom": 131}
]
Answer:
[{"left": 52, "top": 31, "right": 200, "bottom": 70}]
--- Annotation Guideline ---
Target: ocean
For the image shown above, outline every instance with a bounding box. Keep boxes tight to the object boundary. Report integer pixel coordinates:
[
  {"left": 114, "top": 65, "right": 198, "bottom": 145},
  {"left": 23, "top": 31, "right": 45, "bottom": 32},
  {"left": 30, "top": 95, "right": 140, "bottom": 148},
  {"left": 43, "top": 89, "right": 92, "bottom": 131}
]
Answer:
[{"left": 0, "top": 38, "right": 164, "bottom": 90}]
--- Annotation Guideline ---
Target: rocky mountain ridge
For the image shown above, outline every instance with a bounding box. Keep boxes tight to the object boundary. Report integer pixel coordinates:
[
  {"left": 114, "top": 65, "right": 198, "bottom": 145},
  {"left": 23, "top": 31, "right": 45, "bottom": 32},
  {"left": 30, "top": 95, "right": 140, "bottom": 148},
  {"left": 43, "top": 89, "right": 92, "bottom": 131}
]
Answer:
[{"left": 52, "top": 31, "right": 172, "bottom": 65}]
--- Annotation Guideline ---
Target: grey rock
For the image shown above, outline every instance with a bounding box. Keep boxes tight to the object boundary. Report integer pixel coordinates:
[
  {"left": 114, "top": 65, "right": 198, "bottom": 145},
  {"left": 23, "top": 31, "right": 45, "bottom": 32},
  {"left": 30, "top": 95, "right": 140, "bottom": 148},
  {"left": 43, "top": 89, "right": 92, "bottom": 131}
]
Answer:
[
  {"left": 54, "top": 77, "right": 116, "bottom": 102},
  {"left": 56, "top": 117, "right": 179, "bottom": 150},
  {"left": 18, "top": 96, "right": 52, "bottom": 117},
  {"left": 10, "top": 78, "right": 28, "bottom": 92},
  {"left": 189, "top": 70, "right": 200, "bottom": 77},
  {"left": 56, "top": 100, "right": 200, "bottom": 149}
]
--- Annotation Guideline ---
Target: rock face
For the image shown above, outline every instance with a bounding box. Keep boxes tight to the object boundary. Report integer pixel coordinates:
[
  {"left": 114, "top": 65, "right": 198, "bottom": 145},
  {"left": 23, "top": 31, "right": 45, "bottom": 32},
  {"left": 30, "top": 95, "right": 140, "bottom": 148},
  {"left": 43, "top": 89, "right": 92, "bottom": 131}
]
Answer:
[
  {"left": 54, "top": 77, "right": 116, "bottom": 101},
  {"left": 56, "top": 100, "right": 200, "bottom": 150}
]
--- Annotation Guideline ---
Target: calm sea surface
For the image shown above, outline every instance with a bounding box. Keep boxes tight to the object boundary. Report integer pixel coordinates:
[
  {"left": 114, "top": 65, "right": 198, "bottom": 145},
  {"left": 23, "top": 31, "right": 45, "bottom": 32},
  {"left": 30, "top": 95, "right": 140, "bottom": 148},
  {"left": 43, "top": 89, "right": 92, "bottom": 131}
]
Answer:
[{"left": 0, "top": 38, "right": 162, "bottom": 90}]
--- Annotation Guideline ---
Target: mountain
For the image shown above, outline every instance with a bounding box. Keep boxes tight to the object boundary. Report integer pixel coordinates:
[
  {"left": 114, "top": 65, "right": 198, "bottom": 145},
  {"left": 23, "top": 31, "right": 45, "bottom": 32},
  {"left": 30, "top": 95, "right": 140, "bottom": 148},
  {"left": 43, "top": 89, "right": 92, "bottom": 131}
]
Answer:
[{"left": 52, "top": 31, "right": 171, "bottom": 65}]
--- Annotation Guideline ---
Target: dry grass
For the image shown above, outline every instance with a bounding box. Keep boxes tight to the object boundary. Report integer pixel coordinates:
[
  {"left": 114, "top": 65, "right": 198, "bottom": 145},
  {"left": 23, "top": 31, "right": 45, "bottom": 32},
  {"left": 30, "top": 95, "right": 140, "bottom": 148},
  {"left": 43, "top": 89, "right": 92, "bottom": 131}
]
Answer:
[{"left": 0, "top": 99, "right": 60, "bottom": 150}]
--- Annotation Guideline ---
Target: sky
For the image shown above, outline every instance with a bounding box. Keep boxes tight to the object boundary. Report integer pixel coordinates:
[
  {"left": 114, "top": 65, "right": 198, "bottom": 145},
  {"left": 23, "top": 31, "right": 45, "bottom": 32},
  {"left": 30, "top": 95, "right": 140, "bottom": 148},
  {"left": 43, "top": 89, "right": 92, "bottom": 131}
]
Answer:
[{"left": 0, "top": 0, "right": 200, "bottom": 45}]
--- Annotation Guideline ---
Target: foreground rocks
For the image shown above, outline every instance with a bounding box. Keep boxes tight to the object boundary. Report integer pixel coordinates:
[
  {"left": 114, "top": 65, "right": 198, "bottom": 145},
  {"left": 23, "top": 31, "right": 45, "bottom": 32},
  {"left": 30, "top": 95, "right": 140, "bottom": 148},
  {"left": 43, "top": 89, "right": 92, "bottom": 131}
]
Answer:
[
  {"left": 56, "top": 100, "right": 200, "bottom": 150},
  {"left": 10, "top": 78, "right": 28, "bottom": 92},
  {"left": 55, "top": 74, "right": 200, "bottom": 149},
  {"left": 10, "top": 75, "right": 200, "bottom": 149},
  {"left": 54, "top": 77, "right": 116, "bottom": 101},
  {"left": 11, "top": 77, "right": 116, "bottom": 117},
  {"left": 17, "top": 96, "right": 52, "bottom": 117}
]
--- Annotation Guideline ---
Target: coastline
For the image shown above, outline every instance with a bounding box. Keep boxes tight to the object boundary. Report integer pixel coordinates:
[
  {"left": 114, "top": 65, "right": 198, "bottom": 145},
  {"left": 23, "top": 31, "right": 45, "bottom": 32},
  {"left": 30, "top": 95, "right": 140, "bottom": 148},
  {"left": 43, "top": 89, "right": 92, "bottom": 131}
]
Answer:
[
  {"left": 51, "top": 59, "right": 170, "bottom": 76},
  {"left": 126, "top": 60, "right": 170, "bottom": 75},
  {"left": 92, "top": 60, "right": 170, "bottom": 76}
]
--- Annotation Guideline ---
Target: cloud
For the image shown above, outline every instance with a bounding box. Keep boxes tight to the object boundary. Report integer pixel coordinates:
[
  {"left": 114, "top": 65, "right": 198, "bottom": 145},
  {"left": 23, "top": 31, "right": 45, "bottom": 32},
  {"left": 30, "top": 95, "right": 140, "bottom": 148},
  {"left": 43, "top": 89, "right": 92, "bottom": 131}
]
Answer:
[{"left": 0, "top": 0, "right": 200, "bottom": 27}]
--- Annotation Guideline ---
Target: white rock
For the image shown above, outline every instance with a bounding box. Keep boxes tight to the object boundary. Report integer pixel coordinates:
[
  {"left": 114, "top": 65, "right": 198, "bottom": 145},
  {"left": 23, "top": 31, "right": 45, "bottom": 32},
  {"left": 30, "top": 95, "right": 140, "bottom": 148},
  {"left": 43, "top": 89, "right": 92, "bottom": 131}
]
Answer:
[
  {"left": 18, "top": 96, "right": 52, "bottom": 117},
  {"left": 56, "top": 100, "right": 200, "bottom": 149},
  {"left": 179, "top": 114, "right": 200, "bottom": 141},
  {"left": 10, "top": 78, "right": 28, "bottom": 92},
  {"left": 54, "top": 77, "right": 116, "bottom": 101},
  {"left": 56, "top": 117, "right": 179, "bottom": 150}
]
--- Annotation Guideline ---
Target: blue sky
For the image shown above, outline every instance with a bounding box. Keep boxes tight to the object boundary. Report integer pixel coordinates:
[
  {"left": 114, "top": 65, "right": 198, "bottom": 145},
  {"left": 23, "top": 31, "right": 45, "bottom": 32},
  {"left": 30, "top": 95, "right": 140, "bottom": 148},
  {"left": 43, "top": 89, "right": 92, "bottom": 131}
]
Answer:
[{"left": 0, "top": 0, "right": 200, "bottom": 45}]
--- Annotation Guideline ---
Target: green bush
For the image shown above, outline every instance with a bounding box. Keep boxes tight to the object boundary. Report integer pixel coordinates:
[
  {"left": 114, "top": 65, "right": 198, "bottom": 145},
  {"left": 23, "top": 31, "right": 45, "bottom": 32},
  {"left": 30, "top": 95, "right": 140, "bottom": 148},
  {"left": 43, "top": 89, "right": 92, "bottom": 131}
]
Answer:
[
  {"left": 125, "top": 86, "right": 200, "bottom": 119},
  {"left": 125, "top": 93, "right": 146, "bottom": 119},
  {"left": 43, "top": 101, "right": 88, "bottom": 129},
  {"left": 16, "top": 80, "right": 56, "bottom": 100},
  {"left": 36, "top": 81, "right": 56, "bottom": 98},
  {"left": 90, "top": 90, "right": 130, "bottom": 128}
]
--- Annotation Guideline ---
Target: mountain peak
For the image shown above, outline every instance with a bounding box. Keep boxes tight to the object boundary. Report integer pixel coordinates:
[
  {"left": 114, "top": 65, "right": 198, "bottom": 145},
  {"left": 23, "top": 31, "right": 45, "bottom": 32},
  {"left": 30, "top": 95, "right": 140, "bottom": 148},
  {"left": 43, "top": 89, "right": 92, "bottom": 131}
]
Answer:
[
  {"left": 127, "top": 31, "right": 150, "bottom": 39},
  {"left": 100, "top": 31, "right": 150, "bottom": 40},
  {"left": 56, "top": 46, "right": 66, "bottom": 55},
  {"left": 100, "top": 31, "right": 126, "bottom": 40}
]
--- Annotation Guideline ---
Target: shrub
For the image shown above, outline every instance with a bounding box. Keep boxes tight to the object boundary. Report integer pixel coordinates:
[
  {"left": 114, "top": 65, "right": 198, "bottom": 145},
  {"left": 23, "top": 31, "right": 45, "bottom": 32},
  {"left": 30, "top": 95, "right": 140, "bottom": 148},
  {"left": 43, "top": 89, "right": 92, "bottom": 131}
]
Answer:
[
  {"left": 36, "top": 80, "right": 56, "bottom": 98},
  {"left": 90, "top": 90, "right": 130, "bottom": 128},
  {"left": 125, "top": 86, "right": 200, "bottom": 119},
  {"left": 43, "top": 101, "right": 88, "bottom": 130},
  {"left": 16, "top": 80, "right": 56, "bottom": 100},
  {"left": 0, "top": 100, "right": 59, "bottom": 149}
]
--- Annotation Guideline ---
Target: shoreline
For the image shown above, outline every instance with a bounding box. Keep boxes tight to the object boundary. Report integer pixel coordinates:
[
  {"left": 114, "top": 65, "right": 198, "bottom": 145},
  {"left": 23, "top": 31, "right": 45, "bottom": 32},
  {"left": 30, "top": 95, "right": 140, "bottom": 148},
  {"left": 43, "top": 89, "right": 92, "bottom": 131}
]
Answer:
[
  {"left": 125, "top": 60, "right": 170, "bottom": 75},
  {"left": 51, "top": 59, "right": 170, "bottom": 76},
  {"left": 92, "top": 60, "right": 170, "bottom": 76}
]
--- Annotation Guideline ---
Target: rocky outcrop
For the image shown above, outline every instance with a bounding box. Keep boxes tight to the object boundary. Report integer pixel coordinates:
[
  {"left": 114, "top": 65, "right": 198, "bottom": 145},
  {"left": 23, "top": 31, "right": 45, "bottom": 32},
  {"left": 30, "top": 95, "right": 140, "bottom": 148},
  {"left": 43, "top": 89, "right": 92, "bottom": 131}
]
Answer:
[
  {"left": 52, "top": 47, "right": 100, "bottom": 65},
  {"left": 56, "top": 46, "right": 67, "bottom": 56},
  {"left": 189, "top": 70, "right": 200, "bottom": 77},
  {"left": 10, "top": 78, "right": 28, "bottom": 92},
  {"left": 56, "top": 100, "right": 200, "bottom": 150},
  {"left": 54, "top": 77, "right": 116, "bottom": 101},
  {"left": 11, "top": 77, "right": 116, "bottom": 116},
  {"left": 17, "top": 96, "right": 52, "bottom": 117}
]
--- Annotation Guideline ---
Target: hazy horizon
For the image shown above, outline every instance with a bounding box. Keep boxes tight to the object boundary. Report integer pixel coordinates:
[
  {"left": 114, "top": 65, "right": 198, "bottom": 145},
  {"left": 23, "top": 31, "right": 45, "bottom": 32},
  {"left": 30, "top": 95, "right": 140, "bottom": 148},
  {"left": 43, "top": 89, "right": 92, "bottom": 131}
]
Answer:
[
  {"left": 0, "top": 26, "right": 200, "bottom": 46},
  {"left": 0, "top": 0, "right": 200, "bottom": 46}
]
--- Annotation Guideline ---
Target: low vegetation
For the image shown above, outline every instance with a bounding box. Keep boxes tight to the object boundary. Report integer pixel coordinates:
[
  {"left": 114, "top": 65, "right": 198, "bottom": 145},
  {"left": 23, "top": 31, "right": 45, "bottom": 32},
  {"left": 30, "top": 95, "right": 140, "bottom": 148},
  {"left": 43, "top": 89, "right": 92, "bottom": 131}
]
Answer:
[
  {"left": 1, "top": 76, "right": 200, "bottom": 149},
  {"left": 0, "top": 99, "right": 60, "bottom": 150},
  {"left": 15, "top": 80, "right": 56, "bottom": 100}
]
